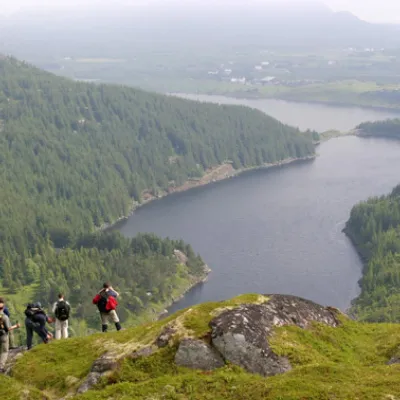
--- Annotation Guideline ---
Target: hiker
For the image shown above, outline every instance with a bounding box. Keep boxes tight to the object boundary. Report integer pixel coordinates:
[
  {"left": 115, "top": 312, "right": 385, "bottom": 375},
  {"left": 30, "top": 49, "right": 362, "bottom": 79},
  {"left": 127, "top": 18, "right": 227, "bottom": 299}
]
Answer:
[
  {"left": 0, "top": 297, "right": 20, "bottom": 373},
  {"left": 52, "top": 294, "right": 71, "bottom": 339},
  {"left": 3, "top": 304, "right": 17, "bottom": 349},
  {"left": 24, "top": 303, "right": 53, "bottom": 350},
  {"left": 92, "top": 282, "right": 122, "bottom": 332}
]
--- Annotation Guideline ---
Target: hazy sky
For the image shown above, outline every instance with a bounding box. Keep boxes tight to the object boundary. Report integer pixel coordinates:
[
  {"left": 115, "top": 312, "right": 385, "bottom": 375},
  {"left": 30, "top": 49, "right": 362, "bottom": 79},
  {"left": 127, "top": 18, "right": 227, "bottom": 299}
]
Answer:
[{"left": 0, "top": 0, "right": 399, "bottom": 23}]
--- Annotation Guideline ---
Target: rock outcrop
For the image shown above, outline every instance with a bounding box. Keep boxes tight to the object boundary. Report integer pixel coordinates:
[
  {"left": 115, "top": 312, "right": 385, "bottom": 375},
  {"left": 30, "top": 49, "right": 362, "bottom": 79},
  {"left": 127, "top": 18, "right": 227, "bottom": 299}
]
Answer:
[
  {"left": 4, "top": 347, "right": 25, "bottom": 375},
  {"left": 174, "top": 294, "right": 340, "bottom": 376},
  {"left": 64, "top": 294, "right": 342, "bottom": 395},
  {"left": 77, "top": 352, "right": 119, "bottom": 394},
  {"left": 175, "top": 339, "right": 225, "bottom": 370},
  {"left": 156, "top": 325, "right": 177, "bottom": 348}
]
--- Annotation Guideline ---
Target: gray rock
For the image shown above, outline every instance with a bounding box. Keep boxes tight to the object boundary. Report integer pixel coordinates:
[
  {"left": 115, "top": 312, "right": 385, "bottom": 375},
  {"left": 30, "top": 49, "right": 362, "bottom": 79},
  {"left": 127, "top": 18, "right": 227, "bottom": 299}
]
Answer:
[
  {"left": 130, "top": 346, "right": 154, "bottom": 359},
  {"left": 209, "top": 294, "right": 339, "bottom": 377},
  {"left": 175, "top": 339, "right": 224, "bottom": 370},
  {"left": 77, "top": 352, "right": 119, "bottom": 394},
  {"left": 387, "top": 356, "right": 400, "bottom": 365},
  {"left": 155, "top": 326, "right": 177, "bottom": 348},
  {"left": 4, "top": 347, "right": 25, "bottom": 375},
  {"left": 77, "top": 372, "right": 102, "bottom": 394},
  {"left": 91, "top": 352, "right": 118, "bottom": 373}
]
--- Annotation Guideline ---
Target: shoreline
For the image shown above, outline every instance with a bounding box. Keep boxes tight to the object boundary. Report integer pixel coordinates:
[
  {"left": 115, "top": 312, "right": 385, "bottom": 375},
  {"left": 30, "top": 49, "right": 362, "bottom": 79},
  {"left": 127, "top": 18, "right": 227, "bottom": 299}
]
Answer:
[
  {"left": 157, "top": 264, "right": 212, "bottom": 320},
  {"left": 102, "top": 155, "right": 316, "bottom": 320},
  {"left": 172, "top": 91, "right": 400, "bottom": 114},
  {"left": 102, "top": 154, "right": 316, "bottom": 232},
  {"left": 341, "top": 225, "right": 367, "bottom": 318}
]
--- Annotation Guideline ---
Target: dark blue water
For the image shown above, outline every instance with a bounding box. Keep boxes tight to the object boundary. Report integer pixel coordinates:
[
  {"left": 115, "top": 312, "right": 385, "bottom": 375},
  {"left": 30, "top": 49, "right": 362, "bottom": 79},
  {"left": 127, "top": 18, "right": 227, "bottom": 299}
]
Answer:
[{"left": 118, "top": 136, "right": 400, "bottom": 312}]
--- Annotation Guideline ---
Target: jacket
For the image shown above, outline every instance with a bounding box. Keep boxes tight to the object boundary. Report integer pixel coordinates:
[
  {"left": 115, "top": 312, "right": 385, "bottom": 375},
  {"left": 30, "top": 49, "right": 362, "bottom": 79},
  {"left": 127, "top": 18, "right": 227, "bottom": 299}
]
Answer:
[{"left": 93, "top": 292, "right": 118, "bottom": 312}]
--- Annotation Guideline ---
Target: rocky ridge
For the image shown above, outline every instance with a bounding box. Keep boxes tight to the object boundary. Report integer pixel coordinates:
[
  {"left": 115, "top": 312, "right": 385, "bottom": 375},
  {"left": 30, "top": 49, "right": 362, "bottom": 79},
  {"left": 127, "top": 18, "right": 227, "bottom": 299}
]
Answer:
[
  {"left": 9, "top": 294, "right": 341, "bottom": 395},
  {"left": 5, "top": 293, "right": 400, "bottom": 400}
]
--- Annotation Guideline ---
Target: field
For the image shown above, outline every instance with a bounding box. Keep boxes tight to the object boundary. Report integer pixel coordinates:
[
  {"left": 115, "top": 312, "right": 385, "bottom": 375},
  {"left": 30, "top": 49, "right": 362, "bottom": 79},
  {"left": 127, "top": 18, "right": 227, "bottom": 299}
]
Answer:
[{"left": 26, "top": 46, "right": 400, "bottom": 110}]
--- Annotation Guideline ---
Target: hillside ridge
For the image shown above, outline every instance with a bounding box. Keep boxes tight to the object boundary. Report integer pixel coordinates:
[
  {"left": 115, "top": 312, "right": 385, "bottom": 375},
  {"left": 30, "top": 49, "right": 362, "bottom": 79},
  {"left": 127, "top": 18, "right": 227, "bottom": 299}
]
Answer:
[{"left": 3, "top": 293, "right": 400, "bottom": 400}]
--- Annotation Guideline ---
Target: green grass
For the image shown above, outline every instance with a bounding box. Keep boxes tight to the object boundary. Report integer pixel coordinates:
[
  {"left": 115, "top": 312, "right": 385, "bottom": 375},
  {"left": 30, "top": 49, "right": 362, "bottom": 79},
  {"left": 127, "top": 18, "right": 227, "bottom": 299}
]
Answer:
[
  {"left": 6, "top": 294, "right": 400, "bottom": 400},
  {"left": 12, "top": 335, "right": 105, "bottom": 395},
  {"left": 0, "top": 375, "right": 46, "bottom": 400}
]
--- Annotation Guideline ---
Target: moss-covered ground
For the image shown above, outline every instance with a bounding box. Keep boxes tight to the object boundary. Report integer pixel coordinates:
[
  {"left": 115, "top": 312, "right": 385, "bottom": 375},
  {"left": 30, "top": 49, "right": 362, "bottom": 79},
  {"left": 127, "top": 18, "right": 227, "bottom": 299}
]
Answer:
[{"left": 4, "top": 294, "right": 400, "bottom": 400}]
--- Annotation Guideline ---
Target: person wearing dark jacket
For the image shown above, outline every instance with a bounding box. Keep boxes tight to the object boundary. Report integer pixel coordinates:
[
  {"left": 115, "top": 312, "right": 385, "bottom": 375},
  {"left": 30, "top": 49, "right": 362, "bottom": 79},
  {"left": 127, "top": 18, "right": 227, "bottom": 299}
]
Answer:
[
  {"left": 24, "top": 303, "right": 53, "bottom": 350},
  {"left": 92, "top": 282, "right": 122, "bottom": 333}
]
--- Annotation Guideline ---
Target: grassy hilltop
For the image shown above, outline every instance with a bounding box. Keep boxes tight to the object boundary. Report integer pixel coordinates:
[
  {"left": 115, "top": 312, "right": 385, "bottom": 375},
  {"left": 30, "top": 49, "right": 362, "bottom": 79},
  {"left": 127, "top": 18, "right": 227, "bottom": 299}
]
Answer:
[{"left": 3, "top": 294, "right": 400, "bottom": 400}]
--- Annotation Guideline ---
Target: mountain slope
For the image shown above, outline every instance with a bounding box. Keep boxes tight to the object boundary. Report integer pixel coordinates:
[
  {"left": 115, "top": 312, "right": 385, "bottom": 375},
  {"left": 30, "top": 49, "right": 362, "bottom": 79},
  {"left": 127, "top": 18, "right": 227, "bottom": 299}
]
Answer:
[
  {"left": 3, "top": 294, "right": 400, "bottom": 400},
  {"left": 0, "top": 56, "right": 313, "bottom": 250},
  {"left": 0, "top": 56, "right": 314, "bottom": 328}
]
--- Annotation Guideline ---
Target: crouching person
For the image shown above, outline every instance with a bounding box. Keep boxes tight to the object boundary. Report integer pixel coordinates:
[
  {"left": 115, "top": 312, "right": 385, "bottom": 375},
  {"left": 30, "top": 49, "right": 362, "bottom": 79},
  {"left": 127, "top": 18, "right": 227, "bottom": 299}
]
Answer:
[
  {"left": 92, "top": 282, "right": 122, "bottom": 333},
  {"left": 0, "top": 297, "right": 20, "bottom": 373},
  {"left": 25, "top": 303, "right": 53, "bottom": 350},
  {"left": 52, "top": 294, "right": 71, "bottom": 340}
]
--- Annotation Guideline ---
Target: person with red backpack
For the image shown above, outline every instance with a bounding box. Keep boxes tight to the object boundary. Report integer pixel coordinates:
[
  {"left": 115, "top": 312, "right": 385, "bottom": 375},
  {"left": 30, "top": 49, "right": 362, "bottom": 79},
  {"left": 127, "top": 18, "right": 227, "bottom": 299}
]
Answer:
[{"left": 92, "top": 282, "right": 122, "bottom": 332}]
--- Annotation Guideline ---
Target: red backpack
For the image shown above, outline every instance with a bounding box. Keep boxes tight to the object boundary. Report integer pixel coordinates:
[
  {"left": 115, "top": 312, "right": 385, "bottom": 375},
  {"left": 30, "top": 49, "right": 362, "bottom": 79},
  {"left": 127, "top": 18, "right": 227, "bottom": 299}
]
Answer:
[{"left": 93, "top": 292, "right": 118, "bottom": 313}]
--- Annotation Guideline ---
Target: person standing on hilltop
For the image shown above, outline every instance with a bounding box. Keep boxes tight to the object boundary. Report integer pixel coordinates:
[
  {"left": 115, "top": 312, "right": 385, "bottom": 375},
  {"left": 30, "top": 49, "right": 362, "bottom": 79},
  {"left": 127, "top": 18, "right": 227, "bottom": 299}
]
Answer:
[
  {"left": 92, "top": 282, "right": 122, "bottom": 333},
  {"left": 0, "top": 297, "right": 21, "bottom": 373},
  {"left": 3, "top": 303, "right": 17, "bottom": 349},
  {"left": 52, "top": 294, "right": 71, "bottom": 340}
]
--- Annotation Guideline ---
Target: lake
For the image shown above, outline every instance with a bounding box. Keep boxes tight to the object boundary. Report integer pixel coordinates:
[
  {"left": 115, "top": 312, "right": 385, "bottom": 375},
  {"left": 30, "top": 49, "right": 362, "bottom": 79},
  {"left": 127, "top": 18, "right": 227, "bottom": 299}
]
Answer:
[
  {"left": 118, "top": 135, "right": 400, "bottom": 313},
  {"left": 173, "top": 94, "right": 400, "bottom": 132}
]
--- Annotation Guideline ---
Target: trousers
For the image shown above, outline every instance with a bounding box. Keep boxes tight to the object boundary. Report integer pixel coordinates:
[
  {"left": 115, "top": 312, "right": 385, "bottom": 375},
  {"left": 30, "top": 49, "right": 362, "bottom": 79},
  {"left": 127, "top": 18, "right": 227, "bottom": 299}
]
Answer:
[
  {"left": 25, "top": 317, "right": 48, "bottom": 349},
  {"left": 55, "top": 319, "right": 68, "bottom": 339},
  {"left": 0, "top": 333, "right": 9, "bottom": 369}
]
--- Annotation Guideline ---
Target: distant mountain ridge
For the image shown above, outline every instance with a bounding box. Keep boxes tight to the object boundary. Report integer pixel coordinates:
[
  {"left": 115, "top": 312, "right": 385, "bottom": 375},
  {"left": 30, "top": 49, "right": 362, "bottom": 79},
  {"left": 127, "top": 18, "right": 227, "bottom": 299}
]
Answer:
[{"left": 0, "top": 0, "right": 399, "bottom": 56}]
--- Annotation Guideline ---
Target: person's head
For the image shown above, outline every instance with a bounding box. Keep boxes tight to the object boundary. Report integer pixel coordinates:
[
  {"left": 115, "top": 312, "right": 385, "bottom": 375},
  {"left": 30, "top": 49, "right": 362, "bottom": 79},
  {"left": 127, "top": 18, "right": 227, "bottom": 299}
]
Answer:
[
  {"left": 58, "top": 293, "right": 64, "bottom": 300},
  {"left": 0, "top": 297, "right": 4, "bottom": 310},
  {"left": 103, "top": 282, "right": 111, "bottom": 289},
  {"left": 34, "top": 302, "right": 42, "bottom": 309}
]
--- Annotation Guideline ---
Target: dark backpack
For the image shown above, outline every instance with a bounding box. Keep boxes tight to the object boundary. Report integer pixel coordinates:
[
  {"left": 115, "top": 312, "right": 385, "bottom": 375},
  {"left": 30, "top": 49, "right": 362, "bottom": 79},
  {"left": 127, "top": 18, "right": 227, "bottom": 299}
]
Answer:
[
  {"left": 97, "top": 293, "right": 109, "bottom": 313},
  {"left": 24, "top": 304, "right": 35, "bottom": 319},
  {"left": 0, "top": 314, "right": 8, "bottom": 336},
  {"left": 55, "top": 300, "right": 70, "bottom": 321}
]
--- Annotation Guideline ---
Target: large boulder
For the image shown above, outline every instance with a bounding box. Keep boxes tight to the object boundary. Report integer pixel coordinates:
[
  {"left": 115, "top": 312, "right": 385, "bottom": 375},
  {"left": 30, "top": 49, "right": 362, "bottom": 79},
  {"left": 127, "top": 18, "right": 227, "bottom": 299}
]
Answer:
[
  {"left": 175, "top": 339, "right": 224, "bottom": 370},
  {"left": 209, "top": 294, "right": 340, "bottom": 376}
]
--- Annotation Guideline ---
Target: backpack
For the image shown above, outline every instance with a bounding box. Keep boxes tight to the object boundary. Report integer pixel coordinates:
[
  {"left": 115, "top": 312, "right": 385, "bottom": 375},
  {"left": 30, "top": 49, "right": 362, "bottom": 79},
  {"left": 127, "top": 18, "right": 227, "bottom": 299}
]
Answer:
[
  {"left": 0, "top": 314, "right": 8, "bottom": 336},
  {"left": 24, "top": 304, "right": 35, "bottom": 319},
  {"left": 97, "top": 293, "right": 109, "bottom": 314},
  {"left": 55, "top": 300, "right": 70, "bottom": 321}
]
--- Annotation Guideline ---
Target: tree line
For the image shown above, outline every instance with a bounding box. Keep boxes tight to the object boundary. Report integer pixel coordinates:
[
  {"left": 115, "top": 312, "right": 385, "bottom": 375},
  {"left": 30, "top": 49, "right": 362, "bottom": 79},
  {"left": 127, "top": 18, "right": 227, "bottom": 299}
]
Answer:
[
  {"left": 357, "top": 119, "right": 400, "bottom": 139},
  {"left": 345, "top": 184, "right": 400, "bottom": 322},
  {"left": 0, "top": 56, "right": 315, "bottom": 328}
]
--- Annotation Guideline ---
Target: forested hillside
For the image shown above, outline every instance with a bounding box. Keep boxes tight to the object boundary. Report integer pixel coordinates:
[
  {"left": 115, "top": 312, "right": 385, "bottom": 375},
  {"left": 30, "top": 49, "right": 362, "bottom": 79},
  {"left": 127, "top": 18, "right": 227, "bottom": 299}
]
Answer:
[
  {"left": 0, "top": 56, "right": 314, "bottom": 330},
  {"left": 345, "top": 185, "right": 400, "bottom": 322},
  {"left": 357, "top": 119, "right": 400, "bottom": 139}
]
